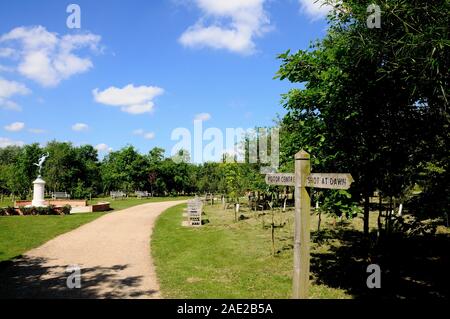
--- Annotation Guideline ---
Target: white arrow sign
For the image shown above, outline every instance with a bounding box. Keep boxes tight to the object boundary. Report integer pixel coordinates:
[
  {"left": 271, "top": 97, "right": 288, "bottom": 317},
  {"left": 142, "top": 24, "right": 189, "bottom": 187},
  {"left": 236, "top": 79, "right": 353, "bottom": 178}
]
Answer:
[
  {"left": 265, "top": 173, "right": 295, "bottom": 186},
  {"left": 305, "top": 173, "right": 354, "bottom": 190},
  {"left": 265, "top": 173, "right": 353, "bottom": 190}
]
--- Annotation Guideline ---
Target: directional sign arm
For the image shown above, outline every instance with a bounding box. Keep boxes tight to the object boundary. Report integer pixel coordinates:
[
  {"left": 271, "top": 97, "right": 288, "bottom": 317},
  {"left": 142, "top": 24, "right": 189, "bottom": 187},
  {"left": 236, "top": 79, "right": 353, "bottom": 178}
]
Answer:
[{"left": 305, "top": 173, "right": 354, "bottom": 190}]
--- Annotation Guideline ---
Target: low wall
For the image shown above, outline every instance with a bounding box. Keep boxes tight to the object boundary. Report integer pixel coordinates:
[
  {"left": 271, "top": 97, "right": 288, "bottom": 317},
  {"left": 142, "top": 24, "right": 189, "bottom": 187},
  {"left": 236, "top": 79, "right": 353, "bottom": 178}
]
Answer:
[
  {"left": 92, "top": 202, "right": 110, "bottom": 212},
  {"left": 15, "top": 199, "right": 88, "bottom": 207},
  {"left": 70, "top": 202, "right": 111, "bottom": 214}
]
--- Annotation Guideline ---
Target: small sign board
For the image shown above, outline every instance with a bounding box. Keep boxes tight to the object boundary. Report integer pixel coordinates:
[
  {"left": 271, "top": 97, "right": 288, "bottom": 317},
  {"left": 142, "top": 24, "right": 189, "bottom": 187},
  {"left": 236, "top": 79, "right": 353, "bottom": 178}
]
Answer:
[
  {"left": 265, "top": 173, "right": 295, "bottom": 186},
  {"left": 265, "top": 173, "right": 353, "bottom": 190},
  {"left": 306, "top": 173, "right": 354, "bottom": 190}
]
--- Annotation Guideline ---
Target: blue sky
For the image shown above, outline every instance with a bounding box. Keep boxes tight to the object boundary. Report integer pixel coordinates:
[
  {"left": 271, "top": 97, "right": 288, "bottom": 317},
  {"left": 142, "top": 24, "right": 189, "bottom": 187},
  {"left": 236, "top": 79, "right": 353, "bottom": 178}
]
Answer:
[{"left": 0, "top": 0, "right": 330, "bottom": 157}]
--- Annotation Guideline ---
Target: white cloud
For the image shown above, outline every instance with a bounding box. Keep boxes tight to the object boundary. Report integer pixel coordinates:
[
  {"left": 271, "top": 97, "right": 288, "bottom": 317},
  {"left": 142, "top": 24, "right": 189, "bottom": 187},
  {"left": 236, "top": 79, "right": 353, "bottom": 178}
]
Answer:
[
  {"left": 93, "top": 84, "right": 164, "bottom": 115},
  {"left": 133, "top": 129, "right": 145, "bottom": 135},
  {"left": 0, "top": 78, "right": 30, "bottom": 98},
  {"left": 133, "top": 129, "right": 155, "bottom": 140},
  {"left": 0, "top": 64, "right": 13, "bottom": 72},
  {"left": 298, "top": 0, "right": 334, "bottom": 20},
  {"left": 29, "top": 128, "right": 45, "bottom": 134},
  {"left": 0, "top": 137, "right": 24, "bottom": 148},
  {"left": 179, "top": 0, "right": 270, "bottom": 55},
  {"left": 144, "top": 132, "right": 156, "bottom": 140},
  {"left": 72, "top": 123, "right": 89, "bottom": 132},
  {"left": 0, "top": 48, "right": 15, "bottom": 58},
  {"left": 0, "top": 98, "right": 21, "bottom": 111},
  {"left": 95, "top": 143, "right": 113, "bottom": 153},
  {"left": 194, "top": 112, "right": 211, "bottom": 122},
  {"left": 4, "top": 122, "right": 25, "bottom": 132},
  {"left": 0, "top": 77, "right": 30, "bottom": 111},
  {"left": 0, "top": 26, "right": 101, "bottom": 87}
]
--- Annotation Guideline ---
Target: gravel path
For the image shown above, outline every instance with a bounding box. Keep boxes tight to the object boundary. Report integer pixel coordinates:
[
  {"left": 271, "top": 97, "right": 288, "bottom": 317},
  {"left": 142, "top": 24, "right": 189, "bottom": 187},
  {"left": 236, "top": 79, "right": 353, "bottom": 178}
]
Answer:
[{"left": 0, "top": 200, "right": 185, "bottom": 299}]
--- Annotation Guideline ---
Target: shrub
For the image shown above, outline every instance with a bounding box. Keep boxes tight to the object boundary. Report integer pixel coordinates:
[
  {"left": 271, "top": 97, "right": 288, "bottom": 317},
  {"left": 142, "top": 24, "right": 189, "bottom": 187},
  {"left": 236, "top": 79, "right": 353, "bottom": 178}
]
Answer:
[
  {"left": 7, "top": 206, "right": 19, "bottom": 216},
  {"left": 0, "top": 207, "right": 19, "bottom": 216},
  {"left": 48, "top": 205, "right": 60, "bottom": 215},
  {"left": 19, "top": 206, "right": 37, "bottom": 216},
  {"left": 61, "top": 205, "right": 72, "bottom": 215},
  {"left": 1, "top": 205, "right": 71, "bottom": 216},
  {"left": 35, "top": 206, "right": 48, "bottom": 216}
]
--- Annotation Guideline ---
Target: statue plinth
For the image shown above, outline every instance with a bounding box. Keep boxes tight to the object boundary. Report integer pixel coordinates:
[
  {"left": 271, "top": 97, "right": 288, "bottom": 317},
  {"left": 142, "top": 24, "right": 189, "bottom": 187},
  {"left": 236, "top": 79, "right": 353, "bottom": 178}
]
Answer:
[{"left": 32, "top": 176, "right": 46, "bottom": 207}]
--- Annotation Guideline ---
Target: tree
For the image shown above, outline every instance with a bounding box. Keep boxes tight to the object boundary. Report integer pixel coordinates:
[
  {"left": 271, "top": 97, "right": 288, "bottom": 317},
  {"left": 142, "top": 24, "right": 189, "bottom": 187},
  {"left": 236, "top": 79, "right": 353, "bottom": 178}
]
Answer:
[
  {"left": 101, "top": 146, "right": 149, "bottom": 193},
  {"left": 148, "top": 147, "right": 165, "bottom": 164},
  {"left": 276, "top": 0, "right": 450, "bottom": 236},
  {"left": 0, "top": 146, "right": 22, "bottom": 196},
  {"left": 44, "top": 141, "right": 78, "bottom": 193},
  {"left": 11, "top": 144, "right": 42, "bottom": 198},
  {"left": 72, "top": 145, "right": 100, "bottom": 198},
  {"left": 196, "top": 162, "right": 221, "bottom": 194}
]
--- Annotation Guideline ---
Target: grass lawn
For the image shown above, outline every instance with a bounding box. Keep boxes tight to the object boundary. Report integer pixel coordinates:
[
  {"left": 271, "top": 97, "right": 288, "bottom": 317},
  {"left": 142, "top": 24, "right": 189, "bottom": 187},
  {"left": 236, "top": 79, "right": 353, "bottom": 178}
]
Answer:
[
  {"left": 0, "top": 196, "right": 190, "bottom": 263},
  {"left": 0, "top": 213, "right": 105, "bottom": 262},
  {"left": 152, "top": 204, "right": 357, "bottom": 299},
  {"left": 152, "top": 203, "right": 450, "bottom": 299}
]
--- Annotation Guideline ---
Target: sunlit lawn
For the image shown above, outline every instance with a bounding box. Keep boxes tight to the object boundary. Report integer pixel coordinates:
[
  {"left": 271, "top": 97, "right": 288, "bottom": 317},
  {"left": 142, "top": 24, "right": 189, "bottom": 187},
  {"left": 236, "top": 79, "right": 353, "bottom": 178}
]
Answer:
[
  {"left": 152, "top": 203, "right": 450, "bottom": 299},
  {"left": 152, "top": 203, "right": 366, "bottom": 299},
  {"left": 0, "top": 196, "right": 191, "bottom": 262},
  {"left": 0, "top": 213, "right": 105, "bottom": 262}
]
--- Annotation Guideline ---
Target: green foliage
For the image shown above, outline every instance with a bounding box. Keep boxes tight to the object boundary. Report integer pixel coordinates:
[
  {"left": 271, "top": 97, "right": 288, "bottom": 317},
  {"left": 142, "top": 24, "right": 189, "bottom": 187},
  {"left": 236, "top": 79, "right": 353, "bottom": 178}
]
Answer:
[
  {"left": 0, "top": 206, "right": 17, "bottom": 216},
  {"left": 318, "top": 190, "right": 362, "bottom": 219},
  {"left": 0, "top": 142, "right": 267, "bottom": 200},
  {"left": 15, "top": 205, "right": 69, "bottom": 216},
  {"left": 276, "top": 0, "right": 450, "bottom": 230},
  {"left": 152, "top": 204, "right": 351, "bottom": 299},
  {"left": 62, "top": 205, "right": 72, "bottom": 215}
]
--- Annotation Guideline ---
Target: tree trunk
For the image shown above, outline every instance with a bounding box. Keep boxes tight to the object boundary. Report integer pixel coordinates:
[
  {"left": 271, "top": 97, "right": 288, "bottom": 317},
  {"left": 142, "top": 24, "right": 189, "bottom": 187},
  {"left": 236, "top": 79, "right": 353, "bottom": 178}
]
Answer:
[
  {"left": 363, "top": 194, "right": 370, "bottom": 237},
  {"left": 387, "top": 196, "right": 393, "bottom": 235},
  {"left": 317, "top": 210, "right": 322, "bottom": 232},
  {"left": 377, "top": 195, "right": 383, "bottom": 239},
  {"left": 271, "top": 223, "right": 275, "bottom": 256}
]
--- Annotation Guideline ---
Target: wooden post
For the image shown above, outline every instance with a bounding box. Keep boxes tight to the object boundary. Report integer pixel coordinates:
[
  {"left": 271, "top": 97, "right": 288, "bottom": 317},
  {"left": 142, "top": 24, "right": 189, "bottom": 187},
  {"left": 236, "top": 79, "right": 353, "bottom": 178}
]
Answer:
[
  {"left": 264, "top": 152, "right": 353, "bottom": 299},
  {"left": 293, "top": 150, "right": 311, "bottom": 299}
]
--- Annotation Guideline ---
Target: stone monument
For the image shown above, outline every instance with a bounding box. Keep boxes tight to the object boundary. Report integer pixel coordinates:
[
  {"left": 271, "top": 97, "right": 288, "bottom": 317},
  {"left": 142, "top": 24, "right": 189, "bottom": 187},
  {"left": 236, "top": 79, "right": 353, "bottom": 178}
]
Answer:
[{"left": 31, "top": 153, "right": 49, "bottom": 207}]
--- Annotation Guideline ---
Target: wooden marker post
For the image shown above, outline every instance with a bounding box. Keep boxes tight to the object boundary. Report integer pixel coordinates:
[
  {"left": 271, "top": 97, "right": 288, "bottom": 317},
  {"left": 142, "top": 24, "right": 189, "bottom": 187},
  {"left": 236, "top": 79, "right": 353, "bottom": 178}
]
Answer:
[
  {"left": 264, "top": 150, "right": 353, "bottom": 299},
  {"left": 293, "top": 150, "right": 311, "bottom": 299}
]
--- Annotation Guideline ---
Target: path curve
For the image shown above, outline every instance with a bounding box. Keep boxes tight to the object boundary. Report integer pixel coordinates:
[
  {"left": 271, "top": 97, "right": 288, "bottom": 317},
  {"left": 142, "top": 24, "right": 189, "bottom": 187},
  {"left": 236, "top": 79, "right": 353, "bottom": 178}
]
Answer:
[{"left": 0, "top": 200, "right": 185, "bottom": 299}]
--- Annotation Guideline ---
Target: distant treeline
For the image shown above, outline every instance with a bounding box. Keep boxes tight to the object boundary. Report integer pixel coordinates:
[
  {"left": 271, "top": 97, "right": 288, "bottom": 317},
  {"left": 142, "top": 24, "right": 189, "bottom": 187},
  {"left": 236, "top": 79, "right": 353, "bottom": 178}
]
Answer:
[{"left": 0, "top": 141, "right": 266, "bottom": 200}]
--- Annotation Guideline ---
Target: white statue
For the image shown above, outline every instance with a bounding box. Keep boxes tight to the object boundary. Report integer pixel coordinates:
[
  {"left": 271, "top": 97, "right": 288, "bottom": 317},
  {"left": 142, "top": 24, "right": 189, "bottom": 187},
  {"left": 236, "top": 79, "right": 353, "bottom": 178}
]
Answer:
[{"left": 33, "top": 152, "right": 49, "bottom": 177}]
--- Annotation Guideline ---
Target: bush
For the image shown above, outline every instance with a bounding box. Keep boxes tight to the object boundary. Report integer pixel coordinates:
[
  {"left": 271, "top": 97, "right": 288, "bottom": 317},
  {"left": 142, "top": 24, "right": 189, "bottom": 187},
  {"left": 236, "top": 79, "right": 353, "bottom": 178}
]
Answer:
[
  {"left": 391, "top": 215, "right": 438, "bottom": 237},
  {"left": 62, "top": 205, "right": 72, "bottom": 215},
  {"left": 35, "top": 206, "right": 48, "bottom": 215},
  {"left": 19, "top": 206, "right": 37, "bottom": 216},
  {"left": 3, "top": 205, "right": 72, "bottom": 216},
  {"left": 7, "top": 206, "right": 19, "bottom": 216},
  {"left": 0, "top": 207, "right": 18, "bottom": 216}
]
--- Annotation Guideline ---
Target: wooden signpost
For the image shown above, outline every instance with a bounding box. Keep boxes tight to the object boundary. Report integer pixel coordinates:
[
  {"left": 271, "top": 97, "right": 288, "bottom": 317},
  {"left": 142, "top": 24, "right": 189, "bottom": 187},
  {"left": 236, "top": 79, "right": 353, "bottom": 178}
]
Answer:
[
  {"left": 265, "top": 150, "right": 354, "bottom": 299},
  {"left": 265, "top": 173, "right": 354, "bottom": 190}
]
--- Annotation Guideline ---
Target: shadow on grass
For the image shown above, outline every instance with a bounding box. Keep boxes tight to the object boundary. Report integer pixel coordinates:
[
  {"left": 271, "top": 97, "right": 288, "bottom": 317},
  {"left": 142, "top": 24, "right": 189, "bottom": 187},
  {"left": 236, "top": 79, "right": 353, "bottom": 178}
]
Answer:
[
  {"left": 310, "top": 227, "right": 450, "bottom": 300},
  {"left": 0, "top": 256, "right": 158, "bottom": 299}
]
